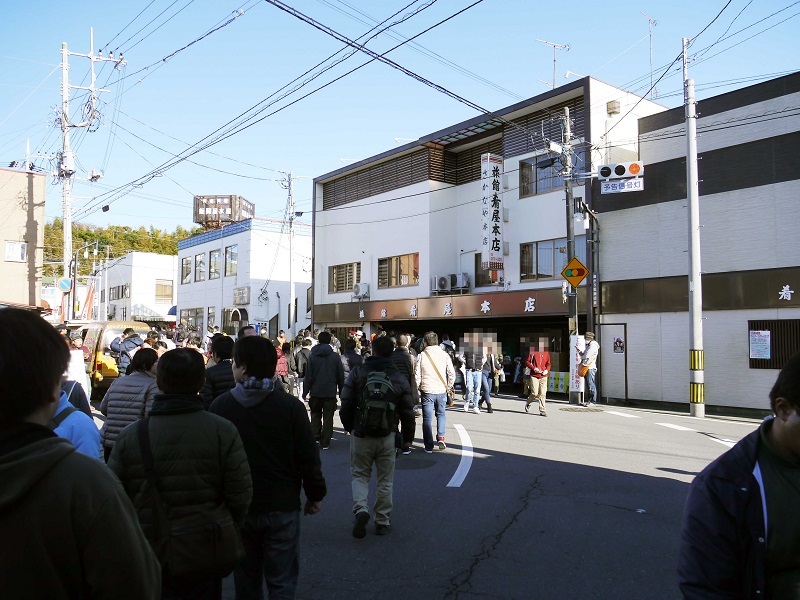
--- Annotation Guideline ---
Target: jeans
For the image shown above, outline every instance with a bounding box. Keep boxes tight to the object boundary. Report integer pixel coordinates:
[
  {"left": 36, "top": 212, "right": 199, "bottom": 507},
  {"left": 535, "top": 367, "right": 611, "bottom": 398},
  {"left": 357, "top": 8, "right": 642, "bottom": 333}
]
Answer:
[
  {"left": 585, "top": 369, "right": 598, "bottom": 404},
  {"left": 350, "top": 434, "right": 396, "bottom": 525},
  {"left": 309, "top": 396, "right": 337, "bottom": 447},
  {"left": 480, "top": 371, "right": 493, "bottom": 407},
  {"left": 234, "top": 511, "right": 301, "bottom": 600},
  {"left": 465, "top": 371, "right": 482, "bottom": 408},
  {"left": 421, "top": 392, "right": 447, "bottom": 450}
]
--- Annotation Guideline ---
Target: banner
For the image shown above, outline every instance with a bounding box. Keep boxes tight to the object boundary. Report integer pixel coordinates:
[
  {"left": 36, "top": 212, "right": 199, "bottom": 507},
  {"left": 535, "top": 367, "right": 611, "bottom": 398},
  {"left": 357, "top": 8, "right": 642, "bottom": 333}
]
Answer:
[{"left": 480, "top": 153, "right": 504, "bottom": 270}]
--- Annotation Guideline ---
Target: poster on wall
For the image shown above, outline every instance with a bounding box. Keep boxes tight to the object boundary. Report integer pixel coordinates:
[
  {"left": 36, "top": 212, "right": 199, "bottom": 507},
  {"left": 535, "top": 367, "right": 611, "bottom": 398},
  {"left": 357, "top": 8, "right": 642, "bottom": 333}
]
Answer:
[
  {"left": 613, "top": 337, "right": 625, "bottom": 354},
  {"left": 749, "top": 330, "right": 771, "bottom": 359},
  {"left": 480, "top": 153, "right": 504, "bottom": 270}
]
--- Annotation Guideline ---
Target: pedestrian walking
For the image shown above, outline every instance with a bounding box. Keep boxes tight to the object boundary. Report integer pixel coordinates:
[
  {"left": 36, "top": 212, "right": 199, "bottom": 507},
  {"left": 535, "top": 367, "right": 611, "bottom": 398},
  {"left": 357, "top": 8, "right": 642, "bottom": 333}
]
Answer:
[
  {"left": 678, "top": 352, "right": 800, "bottom": 598},
  {"left": 100, "top": 348, "right": 160, "bottom": 462},
  {"left": 210, "top": 335, "right": 326, "bottom": 599},
  {"left": 199, "top": 335, "right": 236, "bottom": 409},
  {"left": 110, "top": 327, "right": 143, "bottom": 376},
  {"left": 391, "top": 334, "right": 419, "bottom": 454},
  {"left": 340, "top": 336, "right": 414, "bottom": 537},
  {"left": 415, "top": 331, "right": 455, "bottom": 452},
  {"left": 109, "top": 348, "right": 252, "bottom": 599},
  {"left": 303, "top": 331, "right": 344, "bottom": 450},
  {"left": 52, "top": 382, "right": 102, "bottom": 459},
  {"left": 581, "top": 332, "right": 600, "bottom": 406},
  {"left": 463, "top": 337, "right": 486, "bottom": 413},
  {"left": 525, "top": 348, "right": 551, "bottom": 417},
  {"left": 0, "top": 308, "right": 161, "bottom": 599}
]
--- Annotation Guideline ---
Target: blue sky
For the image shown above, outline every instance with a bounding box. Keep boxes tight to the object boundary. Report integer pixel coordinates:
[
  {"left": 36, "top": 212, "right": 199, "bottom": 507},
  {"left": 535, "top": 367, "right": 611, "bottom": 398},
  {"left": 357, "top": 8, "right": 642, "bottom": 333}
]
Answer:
[{"left": 0, "top": 0, "right": 797, "bottom": 236}]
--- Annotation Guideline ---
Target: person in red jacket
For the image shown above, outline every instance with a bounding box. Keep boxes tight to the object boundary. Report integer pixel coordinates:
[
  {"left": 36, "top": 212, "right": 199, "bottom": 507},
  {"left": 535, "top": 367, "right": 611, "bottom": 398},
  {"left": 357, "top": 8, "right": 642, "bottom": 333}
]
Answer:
[{"left": 524, "top": 347, "right": 551, "bottom": 416}]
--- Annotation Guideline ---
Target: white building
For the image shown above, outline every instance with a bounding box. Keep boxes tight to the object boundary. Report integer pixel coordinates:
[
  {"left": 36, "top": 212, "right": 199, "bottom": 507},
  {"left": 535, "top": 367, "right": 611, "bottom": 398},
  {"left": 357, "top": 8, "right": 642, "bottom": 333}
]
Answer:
[
  {"left": 177, "top": 218, "right": 312, "bottom": 338},
  {"left": 313, "top": 78, "right": 663, "bottom": 377},
  {"left": 596, "top": 71, "right": 800, "bottom": 412},
  {"left": 95, "top": 251, "right": 178, "bottom": 324}
]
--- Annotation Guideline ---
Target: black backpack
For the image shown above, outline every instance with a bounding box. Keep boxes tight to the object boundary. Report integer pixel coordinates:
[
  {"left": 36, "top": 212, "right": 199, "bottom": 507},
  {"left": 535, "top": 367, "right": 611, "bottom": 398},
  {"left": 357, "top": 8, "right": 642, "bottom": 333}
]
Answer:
[
  {"left": 443, "top": 344, "right": 462, "bottom": 368},
  {"left": 358, "top": 369, "right": 398, "bottom": 437}
]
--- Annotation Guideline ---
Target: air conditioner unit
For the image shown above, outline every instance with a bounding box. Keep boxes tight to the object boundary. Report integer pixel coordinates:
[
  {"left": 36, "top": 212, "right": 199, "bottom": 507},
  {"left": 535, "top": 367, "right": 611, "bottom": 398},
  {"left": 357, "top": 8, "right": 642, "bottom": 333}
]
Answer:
[
  {"left": 452, "top": 273, "right": 470, "bottom": 289},
  {"left": 436, "top": 275, "right": 452, "bottom": 292},
  {"left": 353, "top": 282, "right": 369, "bottom": 298}
]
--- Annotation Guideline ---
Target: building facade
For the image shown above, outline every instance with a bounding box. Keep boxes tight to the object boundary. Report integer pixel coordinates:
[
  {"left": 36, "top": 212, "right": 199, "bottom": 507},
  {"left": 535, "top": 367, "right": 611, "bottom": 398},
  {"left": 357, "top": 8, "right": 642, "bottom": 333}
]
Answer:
[
  {"left": 95, "top": 251, "right": 178, "bottom": 324},
  {"left": 0, "top": 167, "right": 46, "bottom": 309},
  {"left": 312, "top": 78, "right": 663, "bottom": 380},
  {"left": 177, "top": 218, "right": 311, "bottom": 338},
  {"left": 596, "top": 71, "right": 800, "bottom": 411}
]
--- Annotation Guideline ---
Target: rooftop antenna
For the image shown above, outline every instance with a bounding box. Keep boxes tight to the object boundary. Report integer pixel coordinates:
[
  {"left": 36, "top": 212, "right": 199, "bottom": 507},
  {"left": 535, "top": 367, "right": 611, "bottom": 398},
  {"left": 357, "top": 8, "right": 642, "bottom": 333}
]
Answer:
[
  {"left": 642, "top": 11, "right": 658, "bottom": 99},
  {"left": 537, "top": 39, "right": 570, "bottom": 89}
]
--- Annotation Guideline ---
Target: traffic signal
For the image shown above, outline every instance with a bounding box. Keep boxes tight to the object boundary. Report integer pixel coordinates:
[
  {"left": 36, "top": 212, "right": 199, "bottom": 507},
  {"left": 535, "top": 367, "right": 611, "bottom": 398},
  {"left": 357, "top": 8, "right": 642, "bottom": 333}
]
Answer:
[{"left": 597, "top": 161, "right": 643, "bottom": 180}]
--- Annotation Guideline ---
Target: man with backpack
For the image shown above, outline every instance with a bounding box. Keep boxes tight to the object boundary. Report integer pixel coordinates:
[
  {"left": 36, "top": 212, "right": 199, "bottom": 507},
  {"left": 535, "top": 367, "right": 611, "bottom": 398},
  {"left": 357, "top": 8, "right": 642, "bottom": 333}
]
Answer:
[{"left": 340, "top": 336, "right": 415, "bottom": 538}]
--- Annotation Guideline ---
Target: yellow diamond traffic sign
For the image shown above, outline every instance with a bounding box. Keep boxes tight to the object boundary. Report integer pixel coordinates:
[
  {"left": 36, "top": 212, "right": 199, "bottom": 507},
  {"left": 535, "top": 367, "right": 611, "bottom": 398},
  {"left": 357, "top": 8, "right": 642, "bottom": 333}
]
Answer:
[{"left": 561, "top": 256, "right": 589, "bottom": 288}]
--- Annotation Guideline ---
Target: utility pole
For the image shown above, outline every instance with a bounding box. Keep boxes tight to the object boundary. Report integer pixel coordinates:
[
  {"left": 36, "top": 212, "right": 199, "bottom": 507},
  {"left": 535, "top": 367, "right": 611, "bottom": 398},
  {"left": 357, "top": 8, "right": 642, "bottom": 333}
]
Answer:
[
  {"left": 287, "top": 172, "right": 296, "bottom": 339},
  {"left": 58, "top": 29, "right": 124, "bottom": 285},
  {"left": 537, "top": 39, "right": 569, "bottom": 89},
  {"left": 562, "top": 107, "right": 580, "bottom": 405},
  {"left": 683, "top": 37, "right": 705, "bottom": 418},
  {"left": 642, "top": 12, "right": 658, "bottom": 98}
]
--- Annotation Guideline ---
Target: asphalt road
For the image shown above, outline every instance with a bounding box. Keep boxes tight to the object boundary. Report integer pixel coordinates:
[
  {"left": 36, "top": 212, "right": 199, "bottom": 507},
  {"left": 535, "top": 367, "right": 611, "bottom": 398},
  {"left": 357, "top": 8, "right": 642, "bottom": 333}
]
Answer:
[{"left": 217, "top": 394, "right": 760, "bottom": 600}]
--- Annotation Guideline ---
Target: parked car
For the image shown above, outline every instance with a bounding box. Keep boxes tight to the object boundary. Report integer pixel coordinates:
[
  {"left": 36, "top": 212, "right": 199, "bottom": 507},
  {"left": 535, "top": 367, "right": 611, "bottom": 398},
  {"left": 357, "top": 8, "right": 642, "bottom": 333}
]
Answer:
[{"left": 65, "top": 320, "right": 150, "bottom": 400}]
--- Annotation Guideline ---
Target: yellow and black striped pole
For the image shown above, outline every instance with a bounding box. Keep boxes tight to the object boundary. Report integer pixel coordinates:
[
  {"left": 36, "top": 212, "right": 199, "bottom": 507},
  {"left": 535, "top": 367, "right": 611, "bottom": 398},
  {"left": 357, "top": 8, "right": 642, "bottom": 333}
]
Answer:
[{"left": 689, "top": 349, "right": 704, "bottom": 408}]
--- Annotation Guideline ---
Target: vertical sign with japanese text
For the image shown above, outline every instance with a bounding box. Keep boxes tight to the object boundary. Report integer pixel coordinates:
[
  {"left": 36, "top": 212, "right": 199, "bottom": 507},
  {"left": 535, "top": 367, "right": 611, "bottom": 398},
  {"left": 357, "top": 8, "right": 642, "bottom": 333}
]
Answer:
[{"left": 480, "top": 153, "right": 504, "bottom": 270}]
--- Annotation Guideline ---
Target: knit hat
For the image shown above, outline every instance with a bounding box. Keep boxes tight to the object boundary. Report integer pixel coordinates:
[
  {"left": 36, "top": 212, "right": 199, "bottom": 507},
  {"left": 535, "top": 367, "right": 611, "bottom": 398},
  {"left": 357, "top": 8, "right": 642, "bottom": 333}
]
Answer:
[{"left": 584, "top": 332, "right": 595, "bottom": 340}]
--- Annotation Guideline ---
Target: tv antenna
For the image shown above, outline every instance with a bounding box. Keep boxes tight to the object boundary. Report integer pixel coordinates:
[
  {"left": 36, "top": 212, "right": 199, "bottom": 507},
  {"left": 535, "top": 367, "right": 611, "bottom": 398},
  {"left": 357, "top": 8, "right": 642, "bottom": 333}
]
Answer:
[
  {"left": 642, "top": 11, "right": 658, "bottom": 99},
  {"left": 537, "top": 39, "right": 569, "bottom": 89}
]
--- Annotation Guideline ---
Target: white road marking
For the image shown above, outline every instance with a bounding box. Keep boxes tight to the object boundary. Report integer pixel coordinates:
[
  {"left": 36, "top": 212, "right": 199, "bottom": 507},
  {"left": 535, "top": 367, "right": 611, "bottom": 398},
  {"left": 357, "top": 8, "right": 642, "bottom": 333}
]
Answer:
[
  {"left": 447, "top": 424, "right": 473, "bottom": 488},
  {"left": 708, "top": 436, "right": 737, "bottom": 448},
  {"left": 655, "top": 423, "right": 696, "bottom": 432},
  {"left": 605, "top": 411, "right": 641, "bottom": 419}
]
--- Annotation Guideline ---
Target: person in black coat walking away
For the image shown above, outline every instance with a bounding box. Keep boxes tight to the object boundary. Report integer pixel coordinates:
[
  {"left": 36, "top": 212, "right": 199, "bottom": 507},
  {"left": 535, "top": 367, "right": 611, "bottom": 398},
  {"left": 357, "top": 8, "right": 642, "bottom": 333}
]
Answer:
[
  {"left": 341, "top": 337, "right": 363, "bottom": 379},
  {"left": 199, "top": 335, "right": 236, "bottom": 409},
  {"left": 391, "top": 334, "right": 419, "bottom": 453},
  {"left": 302, "top": 331, "right": 344, "bottom": 450},
  {"left": 340, "top": 336, "right": 415, "bottom": 537},
  {"left": 210, "top": 336, "right": 326, "bottom": 600}
]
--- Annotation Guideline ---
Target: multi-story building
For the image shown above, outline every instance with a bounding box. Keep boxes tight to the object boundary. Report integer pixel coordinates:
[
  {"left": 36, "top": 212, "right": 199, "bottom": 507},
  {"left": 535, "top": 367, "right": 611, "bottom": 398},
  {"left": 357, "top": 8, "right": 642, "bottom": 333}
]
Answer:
[
  {"left": 95, "top": 251, "right": 178, "bottom": 324},
  {"left": 597, "top": 71, "right": 800, "bottom": 411},
  {"left": 0, "top": 167, "right": 46, "bottom": 310},
  {"left": 177, "top": 218, "right": 311, "bottom": 338},
  {"left": 312, "top": 77, "right": 664, "bottom": 379}
]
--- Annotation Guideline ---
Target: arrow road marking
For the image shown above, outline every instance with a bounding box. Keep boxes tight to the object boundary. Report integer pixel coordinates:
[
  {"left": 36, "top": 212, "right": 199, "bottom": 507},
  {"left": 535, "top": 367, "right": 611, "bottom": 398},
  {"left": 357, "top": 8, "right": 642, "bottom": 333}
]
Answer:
[
  {"left": 655, "top": 423, "right": 696, "bottom": 432},
  {"left": 605, "top": 411, "right": 640, "bottom": 418},
  {"left": 447, "top": 424, "right": 473, "bottom": 488}
]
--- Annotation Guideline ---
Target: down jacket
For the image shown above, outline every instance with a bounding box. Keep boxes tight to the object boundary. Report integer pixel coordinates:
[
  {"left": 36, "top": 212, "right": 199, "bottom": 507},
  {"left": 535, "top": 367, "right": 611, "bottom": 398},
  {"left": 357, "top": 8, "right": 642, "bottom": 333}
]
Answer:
[
  {"left": 303, "top": 343, "right": 344, "bottom": 398},
  {"left": 199, "top": 359, "right": 236, "bottom": 409},
  {"left": 100, "top": 370, "right": 159, "bottom": 448},
  {"left": 108, "top": 393, "right": 252, "bottom": 532}
]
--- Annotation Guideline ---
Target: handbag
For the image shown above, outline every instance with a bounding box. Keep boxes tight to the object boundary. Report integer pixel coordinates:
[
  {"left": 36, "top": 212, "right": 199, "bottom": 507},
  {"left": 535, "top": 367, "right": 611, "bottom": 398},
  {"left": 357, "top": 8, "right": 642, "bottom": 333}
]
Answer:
[
  {"left": 136, "top": 417, "right": 244, "bottom": 578},
  {"left": 425, "top": 351, "right": 454, "bottom": 403},
  {"left": 578, "top": 363, "right": 591, "bottom": 378}
]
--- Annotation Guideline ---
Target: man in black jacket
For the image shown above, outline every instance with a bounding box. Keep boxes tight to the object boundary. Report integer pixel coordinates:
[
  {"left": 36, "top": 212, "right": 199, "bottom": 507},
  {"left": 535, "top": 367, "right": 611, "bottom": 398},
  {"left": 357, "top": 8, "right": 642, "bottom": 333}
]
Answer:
[
  {"left": 199, "top": 335, "right": 235, "bottom": 409},
  {"left": 678, "top": 353, "right": 800, "bottom": 598},
  {"left": 110, "top": 328, "right": 143, "bottom": 376},
  {"left": 340, "top": 336, "right": 415, "bottom": 538},
  {"left": 303, "top": 331, "right": 344, "bottom": 450},
  {"left": 391, "top": 334, "right": 418, "bottom": 454},
  {"left": 210, "top": 336, "right": 326, "bottom": 599}
]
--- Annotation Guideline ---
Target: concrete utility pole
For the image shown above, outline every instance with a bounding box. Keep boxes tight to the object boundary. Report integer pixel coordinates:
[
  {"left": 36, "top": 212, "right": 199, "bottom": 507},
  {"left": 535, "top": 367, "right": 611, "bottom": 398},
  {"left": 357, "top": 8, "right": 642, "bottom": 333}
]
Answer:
[
  {"left": 287, "top": 172, "right": 296, "bottom": 339},
  {"left": 683, "top": 37, "right": 705, "bottom": 417},
  {"left": 562, "top": 107, "right": 581, "bottom": 405},
  {"left": 58, "top": 29, "right": 124, "bottom": 284},
  {"left": 537, "top": 39, "right": 569, "bottom": 89}
]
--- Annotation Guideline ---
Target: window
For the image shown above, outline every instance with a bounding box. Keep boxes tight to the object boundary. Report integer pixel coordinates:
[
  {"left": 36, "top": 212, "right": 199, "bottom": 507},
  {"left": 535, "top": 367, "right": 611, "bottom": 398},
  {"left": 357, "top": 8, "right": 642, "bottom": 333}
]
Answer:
[
  {"left": 377, "top": 253, "right": 419, "bottom": 288},
  {"left": 195, "top": 254, "right": 206, "bottom": 282},
  {"left": 328, "top": 262, "right": 361, "bottom": 293},
  {"left": 155, "top": 279, "right": 173, "bottom": 303},
  {"left": 207, "top": 306, "right": 216, "bottom": 329},
  {"left": 181, "top": 257, "right": 191, "bottom": 284},
  {"left": 520, "top": 235, "right": 587, "bottom": 281},
  {"left": 225, "top": 245, "right": 238, "bottom": 277},
  {"left": 306, "top": 286, "right": 312, "bottom": 314},
  {"left": 209, "top": 249, "right": 221, "bottom": 280},
  {"left": 474, "top": 254, "right": 501, "bottom": 287},
  {"left": 519, "top": 158, "right": 565, "bottom": 198},
  {"left": 179, "top": 308, "right": 204, "bottom": 332}
]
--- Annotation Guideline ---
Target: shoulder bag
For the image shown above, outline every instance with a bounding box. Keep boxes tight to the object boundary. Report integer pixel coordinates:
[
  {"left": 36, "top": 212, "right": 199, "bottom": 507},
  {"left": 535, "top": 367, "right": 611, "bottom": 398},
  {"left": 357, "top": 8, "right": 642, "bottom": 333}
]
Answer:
[
  {"left": 136, "top": 417, "right": 244, "bottom": 578},
  {"left": 425, "top": 351, "right": 454, "bottom": 404}
]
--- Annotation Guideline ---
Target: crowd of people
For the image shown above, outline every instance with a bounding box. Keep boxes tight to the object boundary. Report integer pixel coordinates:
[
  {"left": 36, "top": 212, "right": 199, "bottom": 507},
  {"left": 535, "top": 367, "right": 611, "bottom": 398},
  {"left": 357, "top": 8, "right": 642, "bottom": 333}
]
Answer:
[{"left": 1, "top": 311, "right": 673, "bottom": 599}]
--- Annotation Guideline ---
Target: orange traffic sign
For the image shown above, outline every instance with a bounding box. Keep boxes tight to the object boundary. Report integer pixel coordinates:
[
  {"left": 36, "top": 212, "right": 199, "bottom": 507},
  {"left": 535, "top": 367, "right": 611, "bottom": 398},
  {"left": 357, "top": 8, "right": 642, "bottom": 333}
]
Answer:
[{"left": 561, "top": 256, "right": 589, "bottom": 288}]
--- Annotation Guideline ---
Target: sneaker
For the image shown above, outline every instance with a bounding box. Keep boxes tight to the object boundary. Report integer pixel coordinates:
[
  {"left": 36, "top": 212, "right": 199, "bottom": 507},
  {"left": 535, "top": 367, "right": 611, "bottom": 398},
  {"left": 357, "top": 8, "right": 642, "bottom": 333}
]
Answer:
[
  {"left": 524, "top": 402, "right": 531, "bottom": 413},
  {"left": 375, "top": 523, "right": 391, "bottom": 536},
  {"left": 587, "top": 402, "right": 597, "bottom": 408},
  {"left": 540, "top": 412, "right": 548, "bottom": 417},
  {"left": 424, "top": 448, "right": 433, "bottom": 454},
  {"left": 402, "top": 447, "right": 412, "bottom": 455},
  {"left": 321, "top": 445, "right": 329, "bottom": 450},
  {"left": 352, "top": 511, "right": 369, "bottom": 539},
  {"left": 463, "top": 401, "right": 469, "bottom": 412},
  {"left": 437, "top": 439, "right": 446, "bottom": 450},
  {"left": 472, "top": 406, "right": 480, "bottom": 414},
  {"left": 486, "top": 406, "right": 494, "bottom": 413}
]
